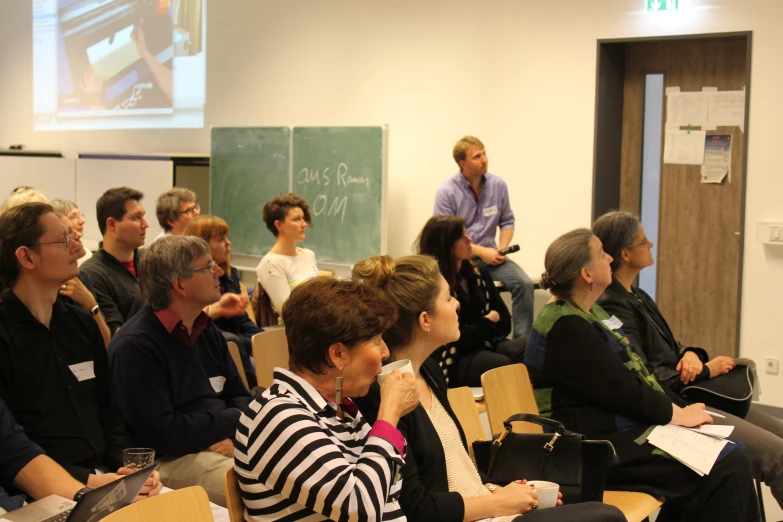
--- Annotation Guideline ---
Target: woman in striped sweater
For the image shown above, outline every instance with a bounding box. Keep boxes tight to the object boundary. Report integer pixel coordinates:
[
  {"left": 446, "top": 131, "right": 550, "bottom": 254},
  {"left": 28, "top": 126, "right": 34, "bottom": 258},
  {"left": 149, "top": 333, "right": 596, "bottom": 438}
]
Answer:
[{"left": 234, "top": 277, "right": 420, "bottom": 522}]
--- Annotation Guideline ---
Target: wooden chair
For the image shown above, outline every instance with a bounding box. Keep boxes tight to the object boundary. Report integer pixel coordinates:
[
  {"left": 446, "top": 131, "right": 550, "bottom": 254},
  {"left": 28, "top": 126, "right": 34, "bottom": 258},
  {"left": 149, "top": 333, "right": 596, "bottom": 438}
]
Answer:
[
  {"left": 239, "top": 281, "right": 255, "bottom": 324},
  {"left": 226, "top": 341, "right": 249, "bottom": 390},
  {"left": 447, "top": 387, "right": 489, "bottom": 463},
  {"left": 100, "top": 486, "right": 213, "bottom": 522},
  {"left": 223, "top": 468, "right": 245, "bottom": 522},
  {"left": 481, "top": 364, "right": 663, "bottom": 522},
  {"left": 251, "top": 329, "right": 289, "bottom": 388},
  {"left": 480, "top": 363, "right": 542, "bottom": 436},
  {"left": 250, "top": 281, "right": 281, "bottom": 328}
]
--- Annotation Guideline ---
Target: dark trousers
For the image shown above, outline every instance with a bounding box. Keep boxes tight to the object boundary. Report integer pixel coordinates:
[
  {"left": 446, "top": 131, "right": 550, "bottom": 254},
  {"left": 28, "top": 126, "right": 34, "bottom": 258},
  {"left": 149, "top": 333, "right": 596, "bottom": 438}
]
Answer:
[
  {"left": 607, "top": 447, "right": 760, "bottom": 522},
  {"left": 512, "top": 502, "right": 626, "bottom": 522}
]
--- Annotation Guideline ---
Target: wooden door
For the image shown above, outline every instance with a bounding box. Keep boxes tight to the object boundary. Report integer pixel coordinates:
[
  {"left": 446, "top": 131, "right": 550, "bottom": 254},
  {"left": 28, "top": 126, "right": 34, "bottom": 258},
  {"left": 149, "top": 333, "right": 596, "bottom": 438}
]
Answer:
[{"left": 618, "top": 36, "right": 748, "bottom": 357}]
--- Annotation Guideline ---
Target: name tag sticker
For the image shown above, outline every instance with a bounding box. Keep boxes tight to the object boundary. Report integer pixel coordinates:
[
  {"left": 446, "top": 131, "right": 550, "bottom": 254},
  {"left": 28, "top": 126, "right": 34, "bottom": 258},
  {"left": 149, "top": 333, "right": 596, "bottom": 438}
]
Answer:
[
  {"left": 602, "top": 316, "right": 624, "bottom": 330},
  {"left": 69, "top": 361, "right": 95, "bottom": 382},
  {"left": 209, "top": 376, "right": 226, "bottom": 393},
  {"left": 482, "top": 205, "right": 498, "bottom": 217}
]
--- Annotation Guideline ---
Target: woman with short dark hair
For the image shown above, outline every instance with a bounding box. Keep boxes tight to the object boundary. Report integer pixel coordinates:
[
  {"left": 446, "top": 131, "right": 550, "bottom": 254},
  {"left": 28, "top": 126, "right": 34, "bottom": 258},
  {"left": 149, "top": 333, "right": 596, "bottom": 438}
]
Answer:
[
  {"left": 593, "top": 209, "right": 783, "bottom": 509},
  {"left": 234, "top": 277, "right": 419, "bottom": 522},
  {"left": 525, "top": 228, "right": 760, "bottom": 521},
  {"left": 416, "top": 216, "right": 522, "bottom": 387},
  {"left": 255, "top": 193, "right": 318, "bottom": 312}
]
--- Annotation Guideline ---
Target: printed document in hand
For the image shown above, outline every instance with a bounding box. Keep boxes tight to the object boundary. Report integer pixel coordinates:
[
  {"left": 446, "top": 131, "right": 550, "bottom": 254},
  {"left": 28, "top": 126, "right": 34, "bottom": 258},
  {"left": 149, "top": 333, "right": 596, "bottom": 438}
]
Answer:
[{"left": 647, "top": 425, "right": 730, "bottom": 476}]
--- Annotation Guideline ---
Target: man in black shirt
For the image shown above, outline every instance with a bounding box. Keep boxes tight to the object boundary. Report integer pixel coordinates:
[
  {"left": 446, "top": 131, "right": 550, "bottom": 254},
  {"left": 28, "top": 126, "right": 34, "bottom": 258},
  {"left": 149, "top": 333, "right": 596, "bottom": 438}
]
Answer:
[
  {"left": 0, "top": 203, "right": 131, "bottom": 490},
  {"left": 79, "top": 187, "right": 149, "bottom": 335}
]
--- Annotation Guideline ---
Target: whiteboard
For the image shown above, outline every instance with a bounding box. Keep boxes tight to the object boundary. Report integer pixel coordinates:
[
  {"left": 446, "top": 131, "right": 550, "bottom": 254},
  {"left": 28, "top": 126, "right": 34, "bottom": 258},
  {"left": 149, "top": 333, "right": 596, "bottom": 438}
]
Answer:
[
  {"left": 0, "top": 156, "right": 76, "bottom": 202},
  {"left": 76, "top": 159, "right": 173, "bottom": 248}
]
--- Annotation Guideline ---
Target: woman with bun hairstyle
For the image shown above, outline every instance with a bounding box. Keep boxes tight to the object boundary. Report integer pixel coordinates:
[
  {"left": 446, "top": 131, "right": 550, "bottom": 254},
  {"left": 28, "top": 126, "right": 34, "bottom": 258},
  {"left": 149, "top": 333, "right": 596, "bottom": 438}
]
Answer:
[
  {"left": 525, "top": 229, "right": 759, "bottom": 522},
  {"left": 417, "top": 216, "right": 523, "bottom": 387},
  {"left": 353, "top": 255, "right": 625, "bottom": 522}
]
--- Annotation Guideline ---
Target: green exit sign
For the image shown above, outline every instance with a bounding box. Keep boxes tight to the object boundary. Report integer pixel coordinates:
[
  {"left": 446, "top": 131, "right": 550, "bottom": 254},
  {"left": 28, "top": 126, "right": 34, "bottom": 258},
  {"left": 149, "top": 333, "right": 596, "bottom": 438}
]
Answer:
[{"left": 647, "top": 0, "right": 679, "bottom": 11}]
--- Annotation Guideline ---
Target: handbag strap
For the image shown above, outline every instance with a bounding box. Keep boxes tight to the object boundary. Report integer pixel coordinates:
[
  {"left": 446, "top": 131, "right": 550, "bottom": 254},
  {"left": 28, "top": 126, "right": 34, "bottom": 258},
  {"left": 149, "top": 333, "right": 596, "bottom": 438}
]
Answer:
[{"left": 501, "top": 413, "right": 574, "bottom": 435}]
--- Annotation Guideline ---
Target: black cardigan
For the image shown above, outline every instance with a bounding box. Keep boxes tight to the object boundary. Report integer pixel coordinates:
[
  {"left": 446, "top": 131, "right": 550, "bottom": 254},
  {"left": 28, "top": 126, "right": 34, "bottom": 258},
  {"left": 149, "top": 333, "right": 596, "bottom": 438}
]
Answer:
[
  {"left": 355, "top": 359, "right": 485, "bottom": 522},
  {"left": 598, "top": 278, "right": 710, "bottom": 393},
  {"left": 79, "top": 249, "right": 144, "bottom": 335}
]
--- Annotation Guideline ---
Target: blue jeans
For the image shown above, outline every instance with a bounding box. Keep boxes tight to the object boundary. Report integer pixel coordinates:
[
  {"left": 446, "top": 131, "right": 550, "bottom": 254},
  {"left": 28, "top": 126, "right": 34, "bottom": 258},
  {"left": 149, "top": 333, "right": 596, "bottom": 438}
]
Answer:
[{"left": 476, "top": 257, "right": 534, "bottom": 342}]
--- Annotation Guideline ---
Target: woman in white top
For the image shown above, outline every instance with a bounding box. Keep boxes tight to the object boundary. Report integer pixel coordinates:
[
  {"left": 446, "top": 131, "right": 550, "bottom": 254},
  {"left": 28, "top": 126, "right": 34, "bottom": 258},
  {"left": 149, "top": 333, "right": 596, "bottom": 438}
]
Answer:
[{"left": 256, "top": 193, "right": 319, "bottom": 311}]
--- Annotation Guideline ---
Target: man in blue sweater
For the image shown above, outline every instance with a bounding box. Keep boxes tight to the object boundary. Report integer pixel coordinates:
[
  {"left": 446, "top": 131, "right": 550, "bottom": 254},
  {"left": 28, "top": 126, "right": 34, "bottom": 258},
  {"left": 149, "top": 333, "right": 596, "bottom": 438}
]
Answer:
[{"left": 108, "top": 236, "right": 251, "bottom": 508}]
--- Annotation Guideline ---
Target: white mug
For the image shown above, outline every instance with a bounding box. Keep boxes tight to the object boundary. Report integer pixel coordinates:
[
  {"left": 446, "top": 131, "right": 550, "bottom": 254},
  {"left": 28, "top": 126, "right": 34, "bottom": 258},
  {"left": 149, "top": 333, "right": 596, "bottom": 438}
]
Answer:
[
  {"left": 377, "top": 359, "right": 414, "bottom": 384},
  {"left": 527, "top": 480, "right": 559, "bottom": 509}
]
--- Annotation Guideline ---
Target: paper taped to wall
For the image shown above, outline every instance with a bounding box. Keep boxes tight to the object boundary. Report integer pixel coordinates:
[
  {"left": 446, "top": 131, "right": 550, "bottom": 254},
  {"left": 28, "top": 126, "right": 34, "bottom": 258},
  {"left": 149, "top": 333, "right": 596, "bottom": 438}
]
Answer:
[{"left": 664, "top": 129, "right": 706, "bottom": 165}]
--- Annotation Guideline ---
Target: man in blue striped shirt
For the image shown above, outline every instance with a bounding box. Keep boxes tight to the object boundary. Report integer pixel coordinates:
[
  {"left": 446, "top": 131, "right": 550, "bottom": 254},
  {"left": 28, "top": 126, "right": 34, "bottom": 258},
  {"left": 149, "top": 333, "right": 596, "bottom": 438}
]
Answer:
[{"left": 434, "top": 136, "right": 535, "bottom": 344}]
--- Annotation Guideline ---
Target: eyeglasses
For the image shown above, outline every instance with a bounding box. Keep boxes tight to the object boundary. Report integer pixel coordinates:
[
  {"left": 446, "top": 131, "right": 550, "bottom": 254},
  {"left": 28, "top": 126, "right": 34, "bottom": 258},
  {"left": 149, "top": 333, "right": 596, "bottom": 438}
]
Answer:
[
  {"left": 626, "top": 238, "right": 652, "bottom": 249},
  {"left": 193, "top": 260, "right": 218, "bottom": 274},
  {"left": 180, "top": 203, "right": 200, "bottom": 216},
  {"left": 37, "top": 233, "right": 72, "bottom": 249},
  {"left": 68, "top": 211, "right": 85, "bottom": 219}
]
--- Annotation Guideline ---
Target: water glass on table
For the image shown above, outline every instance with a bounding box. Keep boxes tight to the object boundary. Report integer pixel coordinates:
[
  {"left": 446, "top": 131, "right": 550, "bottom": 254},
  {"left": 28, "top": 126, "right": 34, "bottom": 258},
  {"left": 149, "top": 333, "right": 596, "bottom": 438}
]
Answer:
[{"left": 123, "top": 448, "right": 156, "bottom": 471}]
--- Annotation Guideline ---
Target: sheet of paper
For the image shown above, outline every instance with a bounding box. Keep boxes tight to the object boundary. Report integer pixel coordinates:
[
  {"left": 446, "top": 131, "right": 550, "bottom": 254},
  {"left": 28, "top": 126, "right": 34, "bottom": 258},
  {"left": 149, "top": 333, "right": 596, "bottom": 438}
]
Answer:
[
  {"left": 707, "top": 91, "right": 745, "bottom": 129},
  {"left": 701, "top": 134, "right": 732, "bottom": 184},
  {"left": 664, "top": 129, "right": 706, "bottom": 165},
  {"left": 647, "top": 425, "right": 729, "bottom": 475},
  {"left": 685, "top": 424, "right": 734, "bottom": 439},
  {"left": 667, "top": 92, "right": 709, "bottom": 125}
]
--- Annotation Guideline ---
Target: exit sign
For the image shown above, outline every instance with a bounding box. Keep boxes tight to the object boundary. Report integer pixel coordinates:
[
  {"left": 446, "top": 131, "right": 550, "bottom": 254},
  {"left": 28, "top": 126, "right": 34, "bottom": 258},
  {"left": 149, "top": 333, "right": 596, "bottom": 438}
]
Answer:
[{"left": 647, "top": 0, "right": 679, "bottom": 11}]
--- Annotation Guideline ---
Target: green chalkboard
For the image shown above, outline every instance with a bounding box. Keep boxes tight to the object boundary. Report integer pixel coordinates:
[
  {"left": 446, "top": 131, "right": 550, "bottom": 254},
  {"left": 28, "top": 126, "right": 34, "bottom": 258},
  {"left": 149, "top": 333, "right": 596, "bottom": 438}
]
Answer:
[
  {"left": 210, "top": 127, "right": 290, "bottom": 256},
  {"left": 292, "top": 127, "right": 385, "bottom": 265}
]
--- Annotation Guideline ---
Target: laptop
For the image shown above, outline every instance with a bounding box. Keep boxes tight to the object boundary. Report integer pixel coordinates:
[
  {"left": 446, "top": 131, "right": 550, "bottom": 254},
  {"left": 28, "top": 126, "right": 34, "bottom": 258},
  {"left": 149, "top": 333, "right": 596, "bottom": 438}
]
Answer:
[{"left": 4, "top": 463, "right": 158, "bottom": 522}]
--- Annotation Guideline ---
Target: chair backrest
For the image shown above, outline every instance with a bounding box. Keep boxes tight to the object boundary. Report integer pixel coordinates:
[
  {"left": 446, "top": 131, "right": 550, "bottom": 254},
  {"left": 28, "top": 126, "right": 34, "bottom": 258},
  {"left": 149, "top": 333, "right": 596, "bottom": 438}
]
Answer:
[
  {"left": 226, "top": 341, "right": 249, "bottom": 390},
  {"left": 446, "top": 387, "right": 488, "bottom": 462},
  {"left": 223, "top": 468, "right": 245, "bottom": 522},
  {"left": 239, "top": 281, "right": 255, "bottom": 324},
  {"left": 100, "top": 486, "right": 213, "bottom": 522},
  {"left": 481, "top": 364, "right": 543, "bottom": 436},
  {"left": 251, "top": 328, "right": 289, "bottom": 388},
  {"left": 250, "top": 281, "right": 280, "bottom": 328}
]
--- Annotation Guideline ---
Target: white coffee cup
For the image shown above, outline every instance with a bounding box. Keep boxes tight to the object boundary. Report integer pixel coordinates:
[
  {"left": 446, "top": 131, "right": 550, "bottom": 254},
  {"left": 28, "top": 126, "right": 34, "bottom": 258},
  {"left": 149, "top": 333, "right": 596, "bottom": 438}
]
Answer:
[
  {"left": 377, "top": 359, "right": 414, "bottom": 384},
  {"left": 527, "top": 481, "right": 559, "bottom": 509}
]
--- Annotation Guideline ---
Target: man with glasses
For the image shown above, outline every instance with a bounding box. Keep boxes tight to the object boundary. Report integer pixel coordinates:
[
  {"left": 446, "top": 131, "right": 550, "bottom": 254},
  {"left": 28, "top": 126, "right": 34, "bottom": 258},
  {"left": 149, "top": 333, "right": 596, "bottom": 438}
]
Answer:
[
  {"left": 79, "top": 187, "right": 149, "bottom": 336},
  {"left": 153, "top": 188, "right": 200, "bottom": 242},
  {"left": 0, "top": 203, "right": 142, "bottom": 489},
  {"left": 108, "top": 236, "right": 250, "bottom": 507}
]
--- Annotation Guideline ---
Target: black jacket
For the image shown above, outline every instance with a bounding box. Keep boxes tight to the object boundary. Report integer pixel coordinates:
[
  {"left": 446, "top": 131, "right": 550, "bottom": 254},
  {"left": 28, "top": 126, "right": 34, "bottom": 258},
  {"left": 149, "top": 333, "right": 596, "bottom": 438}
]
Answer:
[
  {"left": 454, "top": 262, "right": 512, "bottom": 354},
  {"left": 355, "top": 359, "right": 484, "bottom": 522},
  {"left": 598, "top": 279, "right": 710, "bottom": 393},
  {"left": 79, "top": 249, "right": 144, "bottom": 335}
]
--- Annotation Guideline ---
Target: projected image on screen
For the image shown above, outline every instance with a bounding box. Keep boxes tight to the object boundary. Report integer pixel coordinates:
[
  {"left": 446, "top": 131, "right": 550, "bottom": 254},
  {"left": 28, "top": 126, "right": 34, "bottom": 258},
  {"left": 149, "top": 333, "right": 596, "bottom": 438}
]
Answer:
[{"left": 33, "top": 0, "right": 206, "bottom": 130}]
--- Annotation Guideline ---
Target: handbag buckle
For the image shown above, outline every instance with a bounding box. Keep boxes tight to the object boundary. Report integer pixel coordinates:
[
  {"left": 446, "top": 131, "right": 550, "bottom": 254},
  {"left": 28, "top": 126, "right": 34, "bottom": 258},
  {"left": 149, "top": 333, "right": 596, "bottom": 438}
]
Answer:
[
  {"left": 493, "top": 428, "right": 511, "bottom": 447},
  {"left": 543, "top": 431, "right": 561, "bottom": 453}
]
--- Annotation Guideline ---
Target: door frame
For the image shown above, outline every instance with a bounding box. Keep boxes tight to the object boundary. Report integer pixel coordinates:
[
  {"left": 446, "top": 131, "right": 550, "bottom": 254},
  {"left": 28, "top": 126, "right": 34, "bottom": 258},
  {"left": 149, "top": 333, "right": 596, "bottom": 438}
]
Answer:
[{"left": 591, "top": 31, "right": 752, "bottom": 355}]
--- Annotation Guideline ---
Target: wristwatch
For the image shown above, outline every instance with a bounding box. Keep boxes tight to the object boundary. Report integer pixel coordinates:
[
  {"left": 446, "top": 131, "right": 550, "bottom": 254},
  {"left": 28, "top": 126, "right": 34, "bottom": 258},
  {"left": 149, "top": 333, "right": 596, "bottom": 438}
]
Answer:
[
  {"left": 73, "top": 487, "right": 93, "bottom": 502},
  {"left": 90, "top": 304, "right": 100, "bottom": 316}
]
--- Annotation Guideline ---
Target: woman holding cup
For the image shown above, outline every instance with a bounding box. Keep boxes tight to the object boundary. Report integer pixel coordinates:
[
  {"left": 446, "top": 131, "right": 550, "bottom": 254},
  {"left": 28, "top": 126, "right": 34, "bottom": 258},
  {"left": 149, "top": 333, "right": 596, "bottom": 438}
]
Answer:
[
  {"left": 353, "top": 255, "right": 623, "bottom": 522},
  {"left": 234, "top": 277, "right": 419, "bottom": 522}
]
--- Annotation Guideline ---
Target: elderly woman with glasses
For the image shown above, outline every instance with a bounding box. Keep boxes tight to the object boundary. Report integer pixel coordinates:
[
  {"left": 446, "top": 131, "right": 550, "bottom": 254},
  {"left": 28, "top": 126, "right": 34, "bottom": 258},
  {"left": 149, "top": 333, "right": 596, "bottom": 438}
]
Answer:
[
  {"left": 51, "top": 199, "right": 92, "bottom": 265},
  {"left": 593, "top": 210, "right": 783, "bottom": 509},
  {"left": 524, "top": 228, "right": 760, "bottom": 521},
  {"left": 234, "top": 277, "right": 419, "bottom": 522}
]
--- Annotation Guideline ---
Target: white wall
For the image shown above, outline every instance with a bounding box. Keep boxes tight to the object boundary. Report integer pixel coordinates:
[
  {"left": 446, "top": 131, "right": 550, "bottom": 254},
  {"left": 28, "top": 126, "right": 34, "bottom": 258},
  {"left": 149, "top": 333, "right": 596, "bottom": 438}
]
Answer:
[{"left": 1, "top": 0, "right": 782, "bottom": 405}]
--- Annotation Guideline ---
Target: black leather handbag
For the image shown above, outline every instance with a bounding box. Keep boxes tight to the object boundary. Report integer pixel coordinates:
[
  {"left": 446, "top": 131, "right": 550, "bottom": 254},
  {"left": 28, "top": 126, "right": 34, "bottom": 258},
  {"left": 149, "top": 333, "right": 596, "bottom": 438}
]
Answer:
[
  {"left": 681, "top": 364, "right": 754, "bottom": 418},
  {"left": 472, "top": 413, "right": 617, "bottom": 504}
]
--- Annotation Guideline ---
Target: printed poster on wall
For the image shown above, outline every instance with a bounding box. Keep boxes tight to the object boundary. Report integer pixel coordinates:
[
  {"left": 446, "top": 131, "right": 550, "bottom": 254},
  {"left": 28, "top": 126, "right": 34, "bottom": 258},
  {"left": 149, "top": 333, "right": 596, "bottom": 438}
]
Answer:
[{"left": 701, "top": 135, "right": 732, "bottom": 184}]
